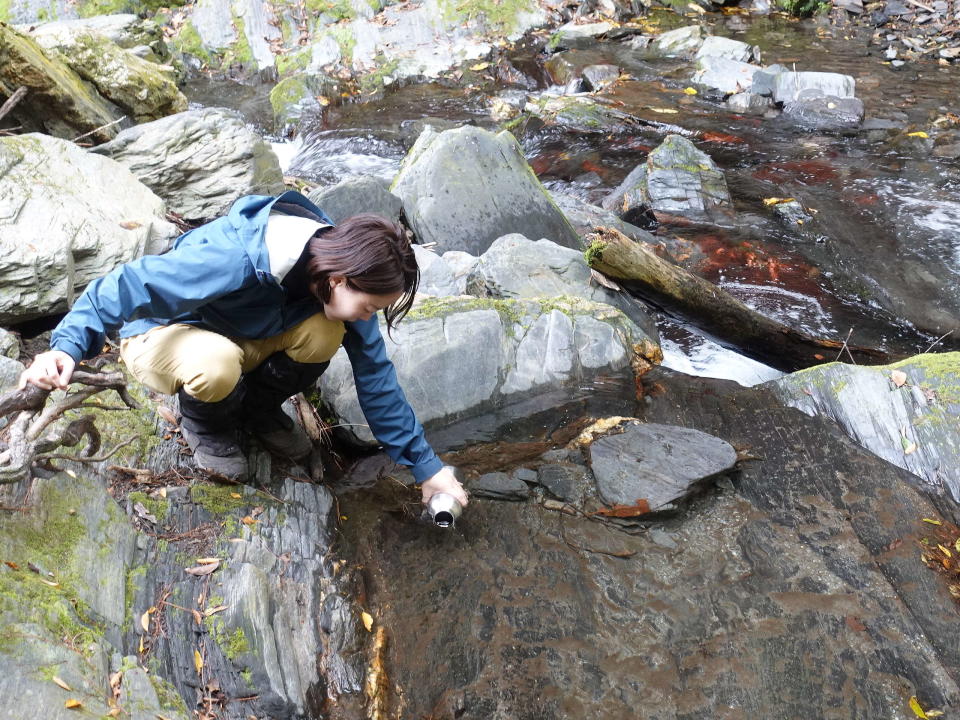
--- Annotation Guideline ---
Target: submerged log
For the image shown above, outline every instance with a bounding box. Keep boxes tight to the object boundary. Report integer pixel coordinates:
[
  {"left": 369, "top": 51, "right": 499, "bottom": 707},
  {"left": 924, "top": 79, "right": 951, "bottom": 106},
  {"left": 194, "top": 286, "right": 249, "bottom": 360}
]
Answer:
[{"left": 584, "top": 226, "right": 893, "bottom": 372}]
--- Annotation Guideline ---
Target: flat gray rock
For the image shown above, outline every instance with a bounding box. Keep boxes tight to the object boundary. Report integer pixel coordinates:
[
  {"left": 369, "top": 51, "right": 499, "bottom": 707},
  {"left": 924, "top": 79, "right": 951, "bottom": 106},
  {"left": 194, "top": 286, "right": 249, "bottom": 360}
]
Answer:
[
  {"left": 589, "top": 421, "right": 737, "bottom": 509},
  {"left": 470, "top": 472, "right": 531, "bottom": 501}
]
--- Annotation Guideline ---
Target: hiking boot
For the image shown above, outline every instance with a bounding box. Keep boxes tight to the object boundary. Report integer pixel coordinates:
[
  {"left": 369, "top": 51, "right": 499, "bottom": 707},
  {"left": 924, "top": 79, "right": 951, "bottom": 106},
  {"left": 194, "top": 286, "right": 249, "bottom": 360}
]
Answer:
[
  {"left": 242, "top": 352, "right": 329, "bottom": 461},
  {"left": 178, "top": 386, "right": 248, "bottom": 480}
]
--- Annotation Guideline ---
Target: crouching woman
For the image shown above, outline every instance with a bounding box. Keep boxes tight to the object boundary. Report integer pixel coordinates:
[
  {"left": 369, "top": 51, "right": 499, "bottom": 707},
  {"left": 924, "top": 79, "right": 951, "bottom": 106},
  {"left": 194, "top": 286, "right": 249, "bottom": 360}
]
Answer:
[{"left": 18, "top": 191, "right": 468, "bottom": 507}]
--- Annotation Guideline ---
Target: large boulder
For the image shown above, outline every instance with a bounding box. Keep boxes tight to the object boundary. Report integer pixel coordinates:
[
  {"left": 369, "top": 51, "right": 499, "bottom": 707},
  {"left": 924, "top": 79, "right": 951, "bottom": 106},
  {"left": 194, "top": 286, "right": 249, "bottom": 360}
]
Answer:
[
  {"left": 0, "top": 23, "right": 127, "bottom": 143},
  {"left": 692, "top": 55, "right": 763, "bottom": 95},
  {"left": 29, "top": 29, "right": 186, "bottom": 123},
  {"left": 770, "top": 353, "right": 960, "bottom": 502},
  {"left": 781, "top": 93, "right": 865, "bottom": 131},
  {"left": 391, "top": 125, "right": 581, "bottom": 255},
  {"left": 319, "top": 295, "right": 658, "bottom": 441},
  {"left": 467, "top": 233, "right": 660, "bottom": 343},
  {"left": 525, "top": 94, "right": 638, "bottom": 135},
  {"left": 603, "top": 134, "right": 732, "bottom": 225},
  {"left": 0, "top": 134, "right": 177, "bottom": 325},
  {"left": 92, "top": 108, "right": 285, "bottom": 221},
  {"left": 772, "top": 71, "right": 856, "bottom": 103},
  {"left": 646, "top": 25, "right": 705, "bottom": 58}
]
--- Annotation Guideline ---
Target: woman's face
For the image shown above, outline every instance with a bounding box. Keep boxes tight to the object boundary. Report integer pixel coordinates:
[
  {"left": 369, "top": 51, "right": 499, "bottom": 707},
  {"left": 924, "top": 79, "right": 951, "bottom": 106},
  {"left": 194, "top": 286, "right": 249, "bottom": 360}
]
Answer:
[{"left": 324, "top": 276, "right": 403, "bottom": 323}]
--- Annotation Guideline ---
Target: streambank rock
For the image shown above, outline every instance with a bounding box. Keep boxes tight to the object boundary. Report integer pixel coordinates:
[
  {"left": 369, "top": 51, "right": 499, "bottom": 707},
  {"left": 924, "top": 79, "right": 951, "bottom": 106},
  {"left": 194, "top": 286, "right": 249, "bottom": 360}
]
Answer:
[
  {"left": 0, "top": 23, "right": 127, "bottom": 142},
  {"left": 391, "top": 125, "right": 580, "bottom": 255},
  {"left": 467, "top": 233, "right": 660, "bottom": 342},
  {"left": 0, "top": 471, "right": 187, "bottom": 719},
  {"left": 319, "top": 295, "right": 658, "bottom": 442},
  {"left": 307, "top": 175, "right": 402, "bottom": 225},
  {"left": 335, "top": 367, "right": 960, "bottom": 718},
  {"left": 770, "top": 353, "right": 960, "bottom": 501},
  {"left": 24, "top": 14, "right": 169, "bottom": 56},
  {"left": 692, "top": 55, "right": 763, "bottom": 94},
  {"left": 30, "top": 28, "right": 186, "bottom": 123},
  {"left": 602, "top": 134, "right": 732, "bottom": 225},
  {"left": 589, "top": 420, "right": 737, "bottom": 510},
  {"left": 92, "top": 108, "right": 285, "bottom": 221},
  {"left": 645, "top": 24, "right": 705, "bottom": 57},
  {"left": 525, "top": 94, "right": 640, "bottom": 135},
  {"left": 0, "top": 133, "right": 177, "bottom": 325}
]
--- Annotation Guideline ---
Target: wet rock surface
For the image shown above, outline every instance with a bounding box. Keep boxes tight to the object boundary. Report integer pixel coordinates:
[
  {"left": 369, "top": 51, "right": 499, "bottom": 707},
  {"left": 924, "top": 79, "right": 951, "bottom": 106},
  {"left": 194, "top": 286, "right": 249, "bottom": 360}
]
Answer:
[{"left": 336, "top": 368, "right": 960, "bottom": 719}]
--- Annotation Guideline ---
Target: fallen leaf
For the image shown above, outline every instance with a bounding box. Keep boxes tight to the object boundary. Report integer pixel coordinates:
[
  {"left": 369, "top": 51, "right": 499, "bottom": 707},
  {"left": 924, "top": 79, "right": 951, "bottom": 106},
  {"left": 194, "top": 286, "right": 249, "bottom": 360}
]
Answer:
[
  {"left": 683, "top": 87, "right": 698, "bottom": 95},
  {"left": 140, "top": 608, "right": 153, "bottom": 632},
  {"left": 361, "top": 611, "right": 374, "bottom": 632},
  {"left": 926, "top": 711, "right": 944, "bottom": 718},
  {"left": 907, "top": 131, "right": 929, "bottom": 138},
  {"left": 763, "top": 197, "right": 796, "bottom": 206},
  {"left": 317, "top": 95, "right": 331, "bottom": 106},
  {"left": 902, "top": 437, "right": 918, "bottom": 455},
  {"left": 700, "top": 131, "right": 746, "bottom": 144},
  {"left": 910, "top": 696, "right": 929, "bottom": 719},
  {"left": 191, "top": 609, "right": 203, "bottom": 626},
  {"left": 470, "top": 61, "right": 490, "bottom": 71},
  {"left": 890, "top": 370, "right": 908, "bottom": 387},
  {"left": 939, "top": 544, "right": 952, "bottom": 557},
  {"left": 590, "top": 499, "right": 651, "bottom": 517},
  {"left": 107, "top": 709, "right": 121, "bottom": 718},
  {"left": 133, "top": 502, "right": 158, "bottom": 525},
  {"left": 65, "top": 699, "right": 83, "bottom": 709},
  {"left": 647, "top": 106, "right": 679, "bottom": 114},
  {"left": 4, "top": 561, "right": 19, "bottom": 570},
  {"left": 158, "top": 487, "right": 167, "bottom": 499},
  {"left": 157, "top": 406, "right": 178, "bottom": 426},
  {"left": 196, "top": 557, "right": 220, "bottom": 565},
  {"left": 138, "top": 634, "right": 145, "bottom": 654},
  {"left": 39, "top": 578, "right": 60, "bottom": 587},
  {"left": 109, "top": 671, "right": 122, "bottom": 690},
  {"left": 52, "top": 676, "right": 72, "bottom": 691},
  {"left": 185, "top": 560, "right": 220, "bottom": 576},
  {"left": 194, "top": 649, "right": 203, "bottom": 674},
  {"left": 119, "top": 220, "right": 142, "bottom": 230},
  {"left": 204, "top": 604, "right": 229, "bottom": 617},
  {"left": 241, "top": 516, "right": 257, "bottom": 526},
  {"left": 922, "top": 518, "right": 942, "bottom": 525},
  {"left": 686, "top": 2, "right": 706, "bottom": 12},
  {"left": 230, "top": 492, "right": 242, "bottom": 499}
]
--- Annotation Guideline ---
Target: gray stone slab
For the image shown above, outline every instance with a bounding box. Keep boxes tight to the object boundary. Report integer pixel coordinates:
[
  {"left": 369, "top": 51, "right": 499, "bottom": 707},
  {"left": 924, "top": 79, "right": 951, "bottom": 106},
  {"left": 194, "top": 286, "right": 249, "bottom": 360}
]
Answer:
[
  {"left": 589, "top": 421, "right": 737, "bottom": 509},
  {"left": 470, "top": 471, "right": 531, "bottom": 501}
]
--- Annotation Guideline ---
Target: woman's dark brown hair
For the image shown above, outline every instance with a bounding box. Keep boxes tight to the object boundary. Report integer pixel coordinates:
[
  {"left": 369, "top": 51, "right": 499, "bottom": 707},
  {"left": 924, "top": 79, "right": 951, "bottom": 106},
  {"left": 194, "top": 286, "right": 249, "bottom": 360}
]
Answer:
[{"left": 305, "top": 213, "right": 420, "bottom": 334}]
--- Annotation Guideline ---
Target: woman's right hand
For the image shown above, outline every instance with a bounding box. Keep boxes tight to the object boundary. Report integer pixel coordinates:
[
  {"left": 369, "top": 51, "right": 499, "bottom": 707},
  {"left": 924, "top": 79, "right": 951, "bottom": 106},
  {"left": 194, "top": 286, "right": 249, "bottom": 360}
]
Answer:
[{"left": 18, "top": 350, "right": 76, "bottom": 391}]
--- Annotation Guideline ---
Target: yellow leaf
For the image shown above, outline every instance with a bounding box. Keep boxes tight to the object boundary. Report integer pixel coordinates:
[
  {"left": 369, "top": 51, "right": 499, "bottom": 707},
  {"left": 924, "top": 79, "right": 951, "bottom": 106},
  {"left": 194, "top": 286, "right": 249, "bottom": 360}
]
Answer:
[
  {"left": 52, "top": 676, "right": 72, "bottom": 691},
  {"left": 140, "top": 609, "right": 152, "bottom": 633},
  {"left": 361, "top": 611, "right": 374, "bottom": 632},
  {"left": 687, "top": 2, "right": 706, "bottom": 12},
  {"left": 890, "top": 370, "right": 908, "bottom": 387},
  {"left": 910, "top": 696, "right": 929, "bottom": 719},
  {"left": 39, "top": 578, "right": 60, "bottom": 587},
  {"left": 158, "top": 487, "right": 167, "bottom": 499},
  {"left": 683, "top": 87, "right": 698, "bottom": 95},
  {"left": 926, "top": 711, "right": 944, "bottom": 718},
  {"left": 648, "top": 107, "right": 679, "bottom": 114},
  {"left": 953, "top": 538, "right": 960, "bottom": 553},
  {"left": 196, "top": 557, "right": 220, "bottom": 565},
  {"left": 65, "top": 699, "right": 83, "bottom": 709},
  {"left": 317, "top": 95, "right": 331, "bottom": 106},
  {"left": 65, "top": 469, "right": 77, "bottom": 479},
  {"left": 138, "top": 634, "right": 145, "bottom": 653},
  {"left": 241, "top": 516, "right": 257, "bottom": 526},
  {"left": 470, "top": 61, "right": 490, "bottom": 71},
  {"left": 922, "top": 518, "right": 942, "bottom": 525},
  {"left": 204, "top": 604, "right": 229, "bottom": 617},
  {"left": 194, "top": 649, "right": 203, "bottom": 674},
  {"left": 904, "top": 440, "right": 918, "bottom": 455},
  {"left": 192, "top": 609, "right": 203, "bottom": 626},
  {"left": 763, "top": 197, "right": 795, "bottom": 206},
  {"left": 938, "top": 544, "right": 952, "bottom": 557},
  {"left": 907, "top": 131, "right": 929, "bottom": 138},
  {"left": 230, "top": 493, "right": 242, "bottom": 499}
]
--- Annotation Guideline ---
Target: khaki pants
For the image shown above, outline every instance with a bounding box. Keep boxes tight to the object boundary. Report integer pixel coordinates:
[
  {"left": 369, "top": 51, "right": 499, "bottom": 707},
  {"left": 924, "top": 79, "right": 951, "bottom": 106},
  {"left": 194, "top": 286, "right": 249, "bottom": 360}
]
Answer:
[{"left": 119, "top": 313, "right": 345, "bottom": 402}]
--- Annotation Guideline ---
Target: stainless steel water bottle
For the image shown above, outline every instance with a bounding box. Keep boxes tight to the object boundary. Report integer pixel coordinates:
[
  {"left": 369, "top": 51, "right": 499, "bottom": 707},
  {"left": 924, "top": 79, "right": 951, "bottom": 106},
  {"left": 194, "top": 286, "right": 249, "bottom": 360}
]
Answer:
[{"left": 426, "top": 492, "right": 463, "bottom": 528}]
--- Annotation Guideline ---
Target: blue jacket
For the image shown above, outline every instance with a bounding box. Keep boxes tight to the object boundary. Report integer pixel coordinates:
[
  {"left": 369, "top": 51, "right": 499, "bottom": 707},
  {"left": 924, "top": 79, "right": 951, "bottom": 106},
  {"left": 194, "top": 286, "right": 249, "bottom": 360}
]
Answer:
[{"left": 50, "top": 191, "right": 443, "bottom": 483}]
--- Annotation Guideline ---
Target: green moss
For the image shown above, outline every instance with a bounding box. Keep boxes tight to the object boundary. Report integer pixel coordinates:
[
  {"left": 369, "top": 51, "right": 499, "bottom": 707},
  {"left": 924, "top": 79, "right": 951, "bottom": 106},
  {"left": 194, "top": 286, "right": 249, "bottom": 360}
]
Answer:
[
  {"left": 270, "top": 76, "right": 311, "bottom": 117},
  {"left": 76, "top": 0, "right": 128, "bottom": 18},
  {"left": 276, "top": 47, "right": 312, "bottom": 77},
  {"left": 207, "top": 616, "right": 250, "bottom": 661},
  {"left": 305, "top": 0, "right": 355, "bottom": 18},
  {"left": 774, "top": 0, "right": 831, "bottom": 16},
  {"left": 190, "top": 484, "right": 277, "bottom": 517},
  {"left": 124, "top": 565, "right": 147, "bottom": 627},
  {"left": 127, "top": 491, "right": 170, "bottom": 523},
  {"left": 0, "top": 0, "right": 11, "bottom": 22},
  {"left": 226, "top": 14, "right": 255, "bottom": 67},
  {"left": 329, "top": 24, "right": 356, "bottom": 63},
  {"left": 406, "top": 296, "right": 525, "bottom": 329},
  {"left": 0, "top": 480, "right": 105, "bottom": 656},
  {"left": 889, "top": 352, "right": 960, "bottom": 403},
  {"left": 172, "top": 21, "right": 212, "bottom": 65},
  {"left": 438, "top": 0, "right": 533, "bottom": 35},
  {"left": 358, "top": 55, "right": 399, "bottom": 95},
  {"left": 584, "top": 240, "right": 606, "bottom": 267},
  {"left": 150, "top": 672, "right": 189, "bottom": 715},
  {"left": 241, "top": 667, "right": 254, "bottom": 688}
]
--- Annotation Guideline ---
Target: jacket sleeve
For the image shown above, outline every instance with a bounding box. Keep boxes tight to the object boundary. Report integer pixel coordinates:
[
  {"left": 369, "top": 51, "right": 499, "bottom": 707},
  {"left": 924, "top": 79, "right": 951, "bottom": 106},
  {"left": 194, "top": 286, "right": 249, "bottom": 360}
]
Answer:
[
  {"left": 50, "top": 234, "right": 252, "bottom": 362},
  {"left": 342, "top": 317, "right": 443, "bottom": 484}
]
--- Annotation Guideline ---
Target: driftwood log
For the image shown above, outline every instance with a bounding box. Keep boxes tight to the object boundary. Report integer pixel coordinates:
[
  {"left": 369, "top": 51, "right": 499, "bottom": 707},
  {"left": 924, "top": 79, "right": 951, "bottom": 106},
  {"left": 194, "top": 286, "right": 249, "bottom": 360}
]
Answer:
[
  {"left": 584, "top": 226, "right": 893, "bottom": 372},
  {"left": 0, "top": 370, "right": 140, "bottom": 484}
]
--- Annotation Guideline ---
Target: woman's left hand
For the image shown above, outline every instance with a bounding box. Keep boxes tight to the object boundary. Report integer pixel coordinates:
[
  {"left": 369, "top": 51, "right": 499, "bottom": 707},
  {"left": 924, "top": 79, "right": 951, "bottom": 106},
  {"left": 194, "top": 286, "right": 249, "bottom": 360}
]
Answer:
[{"left": 420, "top": 466, "right": 469, "bottom": 507}]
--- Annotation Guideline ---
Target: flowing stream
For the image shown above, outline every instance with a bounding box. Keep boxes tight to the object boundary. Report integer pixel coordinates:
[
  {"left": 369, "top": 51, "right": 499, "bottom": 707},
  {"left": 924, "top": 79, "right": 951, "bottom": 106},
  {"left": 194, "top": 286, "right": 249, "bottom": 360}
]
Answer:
[{"left": 186, "top": 12, "right": 960, "bottom": 388}]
